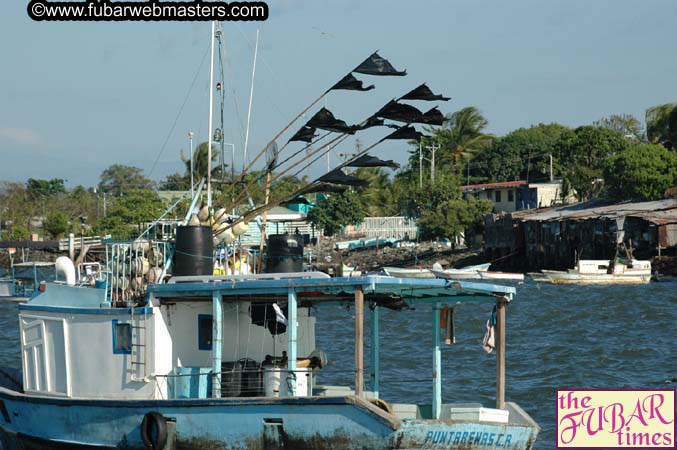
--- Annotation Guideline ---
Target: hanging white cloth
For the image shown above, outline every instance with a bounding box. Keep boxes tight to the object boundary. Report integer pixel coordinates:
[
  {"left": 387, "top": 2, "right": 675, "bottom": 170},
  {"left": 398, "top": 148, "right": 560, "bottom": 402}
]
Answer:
[
  {"left": 272, "top": 303, "right": 288, "bottom": 326},
  {"left": 482, "top": 320, "right": 495, "bottom": 353}
]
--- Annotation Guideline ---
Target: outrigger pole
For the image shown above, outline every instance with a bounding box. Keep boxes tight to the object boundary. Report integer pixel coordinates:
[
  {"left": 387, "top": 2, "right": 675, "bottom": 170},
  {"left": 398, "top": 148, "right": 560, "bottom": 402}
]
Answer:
[
  {"left": 215, "top": 127, "right": 394, "bottom": 237},
  {"left": 223, "top": 51, "right": 385, "bottom": 201}
]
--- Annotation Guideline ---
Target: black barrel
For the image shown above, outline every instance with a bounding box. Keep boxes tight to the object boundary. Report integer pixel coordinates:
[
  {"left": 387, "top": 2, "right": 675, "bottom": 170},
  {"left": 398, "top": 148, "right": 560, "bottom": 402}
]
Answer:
[
  {"left": 174, "top": 226, "right": 213, "bottom": 276},
  {"left": 265, "top": 234, "right": 304, "bottom": 273}
]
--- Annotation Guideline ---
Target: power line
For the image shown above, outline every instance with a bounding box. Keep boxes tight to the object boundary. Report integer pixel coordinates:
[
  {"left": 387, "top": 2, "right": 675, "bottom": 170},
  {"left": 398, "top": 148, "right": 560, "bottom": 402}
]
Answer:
[{"left": 148, "top": 43, "right": 211, "bottom": 179}]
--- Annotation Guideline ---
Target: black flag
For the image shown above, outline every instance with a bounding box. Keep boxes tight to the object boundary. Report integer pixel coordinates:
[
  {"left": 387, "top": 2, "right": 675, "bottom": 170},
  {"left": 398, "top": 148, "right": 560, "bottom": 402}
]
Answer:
[
  {"left": 422, "top": 107, "right": 446, "bottom": 126},
  {"left": 305, "top": 108, "right": 356, "bottom": 134},
  {"left": 299, "top": 183, "right": 347, "bottom": 195},
  {"left": 346, "top": 154, "right": 400, "bottom": 170},
  {"left": 383, "top": 125, "right": 423, "bottom": 141},
  {"left": 355, "top": 116, "right": 385, "bottom": 130},
  {"left": 318, "top": 168, "right": 369, "bottom": 187},
  {"left": 376, "top": 100, "right": 425, "bottom": 123},
  {"left": 288, "top": 126, "right": 317, "bottom": 143},
  {"left": 330, "top": 73, "right": 375, "bottom": 92},
  {"left": 354, "top": 52, "right": 406, "bottom": 76},
  {"left": 401, "top": 83, "right": 450, "bottom": 101}
]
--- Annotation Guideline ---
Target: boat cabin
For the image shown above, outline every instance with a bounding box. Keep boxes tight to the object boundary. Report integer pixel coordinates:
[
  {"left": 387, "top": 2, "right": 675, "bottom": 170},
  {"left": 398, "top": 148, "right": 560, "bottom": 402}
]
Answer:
[{"left": 18, "top": 268, "right": 525, "bottom": 423}]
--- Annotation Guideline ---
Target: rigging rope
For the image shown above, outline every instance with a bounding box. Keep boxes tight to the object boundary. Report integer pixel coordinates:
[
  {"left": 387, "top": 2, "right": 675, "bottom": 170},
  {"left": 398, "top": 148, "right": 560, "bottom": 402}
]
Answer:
[{"left": 148, "top": 42, "right": 210, "bottom": 178}]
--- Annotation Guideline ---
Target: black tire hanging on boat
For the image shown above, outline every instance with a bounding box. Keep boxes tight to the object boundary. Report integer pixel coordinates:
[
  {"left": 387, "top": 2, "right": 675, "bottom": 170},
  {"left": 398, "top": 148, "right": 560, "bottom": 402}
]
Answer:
[{"left": 140, "top": 411, "right": 168, "bottom": 450}]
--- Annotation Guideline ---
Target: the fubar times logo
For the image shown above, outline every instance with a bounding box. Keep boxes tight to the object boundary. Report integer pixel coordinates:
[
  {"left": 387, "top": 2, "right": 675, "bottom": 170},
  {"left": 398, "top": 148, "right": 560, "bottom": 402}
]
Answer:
[{"left": 557, "top": 390, "right": 676, "bottom": 448}]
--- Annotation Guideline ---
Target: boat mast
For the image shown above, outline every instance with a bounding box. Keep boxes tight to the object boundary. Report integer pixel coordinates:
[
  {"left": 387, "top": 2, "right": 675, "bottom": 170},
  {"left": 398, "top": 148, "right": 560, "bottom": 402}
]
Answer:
[{"left": 207, "top": 21, "right": 216, "bottom": 208}]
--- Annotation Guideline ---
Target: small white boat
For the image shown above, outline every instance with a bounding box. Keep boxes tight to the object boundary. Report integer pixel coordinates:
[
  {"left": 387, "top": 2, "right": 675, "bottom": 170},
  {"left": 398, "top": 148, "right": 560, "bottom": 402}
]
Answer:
[
  {"left": 432, "top": 268, "right": 483, "bottom": 280},
  {"left": 529, "top": 260, "right": 651, "bottom": 284},
  {"left": 478, "top": 271, "right": 525, "bottom": 281},
  {"left": 383, "top": 267, "right": 435, "bottom": 279},
  {"left": 460, "top": 262, "right": 491, "bottom": 272}
]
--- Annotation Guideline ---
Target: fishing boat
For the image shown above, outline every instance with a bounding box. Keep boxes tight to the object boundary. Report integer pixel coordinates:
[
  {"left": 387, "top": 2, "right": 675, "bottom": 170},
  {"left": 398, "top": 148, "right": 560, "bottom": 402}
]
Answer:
[
  {"left": 528, "top": 259, "right": 651, "bottom": 284},
  {"left": 0, "top": 233, "right": 539, "bottom": 449},
  {"left": 0, "top": 262, "right": 55, "bottom": 302},
  {"left": 382, "top": 267, "right": 436, "bottom": 279},
  {"left": 0, "top": 22, "right": 542, "bottom": 449},
  {"left": 478, "top": 272, "right": 525, "bottom": 281}
]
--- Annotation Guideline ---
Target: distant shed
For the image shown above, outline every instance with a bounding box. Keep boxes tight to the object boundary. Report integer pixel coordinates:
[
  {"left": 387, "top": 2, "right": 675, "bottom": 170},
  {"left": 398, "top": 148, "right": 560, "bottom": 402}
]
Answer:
[{"left": 484, "top": 199, "right": 677, "bottom": 271}]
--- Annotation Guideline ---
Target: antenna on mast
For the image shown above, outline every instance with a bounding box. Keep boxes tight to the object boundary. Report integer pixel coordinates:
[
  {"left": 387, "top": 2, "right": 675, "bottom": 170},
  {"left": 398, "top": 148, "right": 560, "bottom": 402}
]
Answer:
[{"left": 207, "top": 21, "right": 216, "bottom": 208}]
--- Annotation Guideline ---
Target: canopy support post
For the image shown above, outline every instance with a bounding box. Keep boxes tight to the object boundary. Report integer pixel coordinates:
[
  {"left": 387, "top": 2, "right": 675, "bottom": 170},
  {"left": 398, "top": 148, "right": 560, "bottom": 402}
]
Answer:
[
  {"left": 433, "top": 302, "right": 442, "bottom": 419},
  {"left": 212, "top": 291, "right": 222, "bottom": 398},
  {"left": 355, "top": 285, "right": 364, "bottom": 398},
  {"left": 496, "top": 296, "right": 507, "bottom": 409},
  {"left": 287, "top": 288, "right": 297, "bottom": 396},
  {"left": 370, "top": 305, "right": 379, "bottom": 399}
]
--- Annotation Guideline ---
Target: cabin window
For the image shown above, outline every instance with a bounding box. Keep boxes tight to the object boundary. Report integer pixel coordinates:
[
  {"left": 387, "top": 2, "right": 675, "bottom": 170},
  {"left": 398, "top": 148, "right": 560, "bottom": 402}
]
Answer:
[
  {"left": 494, "top": 190, "right": 502, "bottom": 202},
  {"left": 112, "top": 321, "right": 132, "bottom": 354},
  {"left": 198, "top": 315, "right": 213, "bottom": 350},
  {"left": 508, "top": 190, "right": 514, "bottom": 202}
]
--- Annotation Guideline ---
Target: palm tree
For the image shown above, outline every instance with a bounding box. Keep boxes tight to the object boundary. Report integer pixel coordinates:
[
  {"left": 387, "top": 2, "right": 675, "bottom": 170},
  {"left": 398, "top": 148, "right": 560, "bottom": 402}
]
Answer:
[
  {"left": 434, "top": 106, "right": 494, "bottom": 166},
  {"left": 181, "top": 142, "right": 221, "bottom": 180}
]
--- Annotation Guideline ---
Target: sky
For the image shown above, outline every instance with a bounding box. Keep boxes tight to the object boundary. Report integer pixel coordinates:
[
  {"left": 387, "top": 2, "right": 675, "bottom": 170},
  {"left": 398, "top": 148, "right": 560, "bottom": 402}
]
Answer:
[{"left": 1, "top": 0, "right": 676, "bottom": 188}]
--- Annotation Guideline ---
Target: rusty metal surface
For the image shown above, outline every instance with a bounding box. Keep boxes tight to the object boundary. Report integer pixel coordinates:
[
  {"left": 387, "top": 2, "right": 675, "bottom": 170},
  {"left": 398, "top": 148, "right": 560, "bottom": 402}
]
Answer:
[{"left": 508, "top": 199, "right": 677, "bottom": 223}]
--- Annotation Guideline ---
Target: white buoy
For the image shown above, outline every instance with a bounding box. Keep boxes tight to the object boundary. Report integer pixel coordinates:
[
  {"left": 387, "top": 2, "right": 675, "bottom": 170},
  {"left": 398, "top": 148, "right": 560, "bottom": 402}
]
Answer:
[
  {"left": 131, "top": 257, "right": 150, "bottom": 276},
  {"left": 232, "top": 221, "right": 249, "bottom": 236},
  {"left": 214, "top": 208, "right": 227, "bottom": 224},
  {"left": 147, "top": 267, "right": 163, "bottom": 284},
  {"left": 223, "top": 228, "right": 236, "bottom": 244},
  {"left": 198, "top": 205, "right": 210, "bottom": 221},
  {"left": 188, "top": 214, "right": 201, "bottom": 226}
]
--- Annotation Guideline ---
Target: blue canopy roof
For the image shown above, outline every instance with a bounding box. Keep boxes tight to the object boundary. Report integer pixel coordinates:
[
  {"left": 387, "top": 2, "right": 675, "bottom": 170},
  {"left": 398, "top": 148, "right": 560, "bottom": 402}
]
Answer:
[{"left": 148, "top": 275, "right": 514, "bottom": 306}]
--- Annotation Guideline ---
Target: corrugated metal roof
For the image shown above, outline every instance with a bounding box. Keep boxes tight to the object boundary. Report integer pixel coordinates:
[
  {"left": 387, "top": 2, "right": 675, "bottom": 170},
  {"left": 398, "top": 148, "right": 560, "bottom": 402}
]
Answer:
[
  {"left": 509, "top": 199, "right": 677, "bottom": 223},
  {"left": 461, "top": 180, "right": 528, "bottom": 191}
]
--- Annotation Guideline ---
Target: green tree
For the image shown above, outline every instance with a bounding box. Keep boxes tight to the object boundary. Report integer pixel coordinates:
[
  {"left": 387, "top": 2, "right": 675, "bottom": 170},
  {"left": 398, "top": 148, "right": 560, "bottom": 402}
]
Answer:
[
  {"left": 604, "top": 144, "right": 677, "bottom": 201},
  {"left": 26, "top": 178, "right": 66, "bottom": 199},
  {"left": 393, "top": 167, "right": 492, "bottom": 240},
  {"left": 472, "top": 123, "right": 573, "bottom": 183},
  {"left": 159, "top": 172, "right": 190, "bottom": 191},
  {"left": 98, "top": 165, "right": 155, "bottom": 196},
  {"left": 94, "top": 189, "right": 165, "bottom": 239},
  {"left": 181, "top": 142, "right": 221, "bottom": 181},
  {"left": 353, "top": 168, "right": 397, "bottom": 216},
  {"left": 594, "top": 114, "right": 645, "bottom": 141},
  {"left": 7, "top": 225, "right": 30, "bottom": 241},
  {"left": 307, "top": 191, "right": 365, "bottom": 237},
  {"left": 44, "top": 211, "right": 69, "bottom": 239},
  {"left": 646, "top": 103, "right": 677, "bottom": 150},
  {"left": 557, "top": 126, "right": 630, "bottom": 201}
]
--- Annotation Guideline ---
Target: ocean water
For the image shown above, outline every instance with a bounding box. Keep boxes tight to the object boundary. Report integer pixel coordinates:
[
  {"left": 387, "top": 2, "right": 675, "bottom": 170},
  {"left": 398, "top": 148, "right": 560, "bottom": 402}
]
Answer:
[{"left": 1, "top": 281, "right": 675, "bottom": 449}]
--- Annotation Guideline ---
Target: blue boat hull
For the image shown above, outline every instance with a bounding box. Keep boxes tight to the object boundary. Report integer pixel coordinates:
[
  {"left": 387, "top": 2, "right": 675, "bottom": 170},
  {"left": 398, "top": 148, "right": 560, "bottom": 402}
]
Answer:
[{"left": 0, "top": 389, "right": 538, "bottom": 450}]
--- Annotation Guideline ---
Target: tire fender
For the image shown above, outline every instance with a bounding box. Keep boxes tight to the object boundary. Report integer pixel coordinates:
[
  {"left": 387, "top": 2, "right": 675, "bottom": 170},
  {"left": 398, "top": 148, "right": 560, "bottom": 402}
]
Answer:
[{"left": 140, "top": 411, "right": 168, "bottom": 450}]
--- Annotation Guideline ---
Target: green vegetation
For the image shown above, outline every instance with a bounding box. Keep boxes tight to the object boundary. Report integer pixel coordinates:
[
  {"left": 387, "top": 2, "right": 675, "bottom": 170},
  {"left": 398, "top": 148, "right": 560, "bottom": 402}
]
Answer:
[
  {"left": 604, "top": 144, "right": 677, "bottom": 202},
  {"left": 646, "top": 103, "right": 677, "bottom": 150},
  {"left": 2, "top": 103, "right": 676, "bottom": 244},
  {"left": 307, "top": 191, "right": 365, "bottom": 237}
]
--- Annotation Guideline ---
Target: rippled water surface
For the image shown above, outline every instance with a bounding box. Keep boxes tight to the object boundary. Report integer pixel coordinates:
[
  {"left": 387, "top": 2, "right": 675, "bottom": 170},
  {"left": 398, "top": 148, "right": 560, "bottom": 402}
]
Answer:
[{"left": 1, "top": 281, "right": 675, "bottom": 449}]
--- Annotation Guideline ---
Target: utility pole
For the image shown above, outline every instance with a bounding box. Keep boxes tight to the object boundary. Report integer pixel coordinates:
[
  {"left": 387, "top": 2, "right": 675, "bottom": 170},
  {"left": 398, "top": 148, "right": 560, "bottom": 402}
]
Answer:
[
  {"left": 419, "top": 142, "right": 423, "bottom": 189},
  {"left": 426, "top": 144, "right": 440, "bottom": 183},
  {"left": 549, "top": 154, "right": 553, "bottom": 182},
  {"left": 189, "top": 131, "right": 195, "bottom": 201}
]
